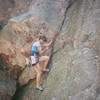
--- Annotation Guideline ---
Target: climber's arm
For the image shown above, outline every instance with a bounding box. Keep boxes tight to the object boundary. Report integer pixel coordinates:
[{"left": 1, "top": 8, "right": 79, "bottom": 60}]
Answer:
[
  {"left": 43, "top": 40, "right": 53, "bottom": 47},
  {"left": 38, "top": 46, "right": 49, "bottom": 55}
]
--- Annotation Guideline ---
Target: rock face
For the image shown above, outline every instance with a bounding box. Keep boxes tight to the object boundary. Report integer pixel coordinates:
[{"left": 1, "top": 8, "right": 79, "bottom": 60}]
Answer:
[
  {"left": 0, "top": 16, "right": 51, "bottom": 86},
  {"left": 40, "top": 0, "right": 100, "bottom": 100},
  {"left": 29, "top": 0, "right": 73, "bottom": 31},
  {"left": 19, "top": 66, "right": 35, "bottom": 86},
  {"left": 0, "top": 53, "right": 17, "bottom": 100},
  {"left": 0, "top": 0, "right": 100, "bottom": 100},
  {"left": 0, "top": 70, "right": 16, "bottom": 100},
  {"left": 0, "top": 0, "right": 70, "bottom": 86},
  {"left": 0, "top": 0, "right": 34, "bottom": 29},
  {"left": 0, "top": 17, "right": 40, "bottom": 68}
]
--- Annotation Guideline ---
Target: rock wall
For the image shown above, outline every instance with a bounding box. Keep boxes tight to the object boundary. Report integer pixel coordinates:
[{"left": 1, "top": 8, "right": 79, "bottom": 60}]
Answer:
[
  {"left": 0, "top": 0, "right": 74, "bottom": 85},
  {"left": 0, "top": 0, "right": 33, "bottom": 29},
  {"left": 29, "top": 0, "right": 74, "bottom": 31},
  {"left": 40, "top": 0, "right": 100, "bottom": 100},
  {"left": 0, "top": 70, "right": 16, "bottom": 100},
  {"left": 0, "top": 0, "right": 100, "bottom": 100}
]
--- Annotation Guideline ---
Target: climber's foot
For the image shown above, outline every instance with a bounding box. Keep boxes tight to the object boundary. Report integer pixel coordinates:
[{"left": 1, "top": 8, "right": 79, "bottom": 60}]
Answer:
[
  {"left": 43, "top": 69, "right": 49, "bottom": 72},
  {"left": 36, "top": 86, "right": 44, "bottom": 91}
]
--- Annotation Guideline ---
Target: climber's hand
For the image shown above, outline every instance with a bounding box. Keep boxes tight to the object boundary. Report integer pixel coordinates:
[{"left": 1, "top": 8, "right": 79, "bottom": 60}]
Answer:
[
  {"left": 45, "top": 46, "right": 49, "bottom": 50},
  {"left": 48, "top": 40, "right": 53, "bottom": 46}
]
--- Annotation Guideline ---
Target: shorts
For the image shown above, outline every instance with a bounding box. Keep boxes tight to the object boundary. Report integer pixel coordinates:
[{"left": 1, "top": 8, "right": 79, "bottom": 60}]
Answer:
[{"left": 31, "top": 51, "right": 39, "bottom": 66}]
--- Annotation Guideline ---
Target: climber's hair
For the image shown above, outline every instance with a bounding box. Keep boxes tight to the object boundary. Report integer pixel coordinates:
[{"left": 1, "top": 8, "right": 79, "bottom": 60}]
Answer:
[{"left": 39, "top": 35, "right": 47, "bottom": 42}]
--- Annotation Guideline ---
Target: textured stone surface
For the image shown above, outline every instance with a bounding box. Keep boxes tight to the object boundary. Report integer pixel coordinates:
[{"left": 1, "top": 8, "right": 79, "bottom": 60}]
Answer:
[
  {"left": 0, "top": 17, "right": 47, "bottom": 68},
  {"left": 29, "top": 0, "right": 72, "bottom": 31},
  {"left": 0, "top": 0, "right": 70, "bottom": 87},
  {"left": 0, "top": 0, "right": 33, "bottom": 29},
  {"left": 0, "top": 0, "right": 100, "bottom": 100},
  {"left": 0, "top": 16, "right": 52, "bottom": 86},
  {"left": 0, "top": 70, "right": 16, "bottom": 100},
  {"left": 19, "top": 66, "right": 35, "bottom": 86},
  {"left": 40, "top": 0, "right": 100, "bottom": 100}
]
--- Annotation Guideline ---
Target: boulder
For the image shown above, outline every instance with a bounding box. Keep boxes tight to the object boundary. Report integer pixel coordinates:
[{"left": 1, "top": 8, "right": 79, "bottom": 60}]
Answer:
[
  {"left": 0, "top": 16, "right": 49, "bottom": 68},
  {"left": 19, "top": 66, "right": 35, "bottom": 86}
]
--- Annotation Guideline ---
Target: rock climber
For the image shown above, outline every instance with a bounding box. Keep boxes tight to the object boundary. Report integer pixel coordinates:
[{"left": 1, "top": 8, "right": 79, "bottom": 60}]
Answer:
[{"left": 31, "top": 35, "right": 52, "bottom": 91}]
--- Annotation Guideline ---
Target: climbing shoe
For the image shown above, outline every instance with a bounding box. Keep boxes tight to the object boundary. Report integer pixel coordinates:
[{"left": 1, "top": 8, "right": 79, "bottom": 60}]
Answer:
[
  {"left": 36, "top": 86, "right": 44, "bottom": 91},
  {"left": 43, "top": 69, "right": 49, "bottom": 72}
]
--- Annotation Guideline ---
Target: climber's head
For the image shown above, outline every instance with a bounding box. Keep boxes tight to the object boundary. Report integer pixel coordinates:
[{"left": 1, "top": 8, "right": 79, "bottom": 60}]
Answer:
[{"left": 39, "top": 35, "right": 47, "bottom": 44}]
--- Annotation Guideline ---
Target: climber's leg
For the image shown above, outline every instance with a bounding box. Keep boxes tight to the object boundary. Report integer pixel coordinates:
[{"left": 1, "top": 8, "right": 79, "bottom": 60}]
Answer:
[
  {"left": 39, "top": 56, "right": 49, "bottom": 72},
  {"left": 33, "top": 63, "right": 43, "bottom": 91}
]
